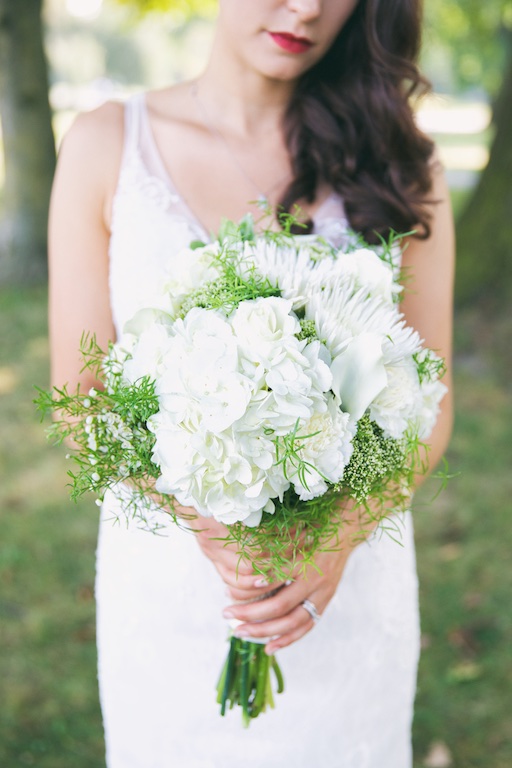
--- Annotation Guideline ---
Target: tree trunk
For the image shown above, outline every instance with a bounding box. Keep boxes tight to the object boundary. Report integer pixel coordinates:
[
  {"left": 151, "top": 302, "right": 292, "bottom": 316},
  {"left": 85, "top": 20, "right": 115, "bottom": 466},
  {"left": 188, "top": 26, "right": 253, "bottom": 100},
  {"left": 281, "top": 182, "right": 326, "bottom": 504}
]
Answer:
[
  {"left": 0, "top": 0, "right": 56, "bottom": 285},
  {"left": 455, "top": 38, "right": 512, "bottom": 310}
]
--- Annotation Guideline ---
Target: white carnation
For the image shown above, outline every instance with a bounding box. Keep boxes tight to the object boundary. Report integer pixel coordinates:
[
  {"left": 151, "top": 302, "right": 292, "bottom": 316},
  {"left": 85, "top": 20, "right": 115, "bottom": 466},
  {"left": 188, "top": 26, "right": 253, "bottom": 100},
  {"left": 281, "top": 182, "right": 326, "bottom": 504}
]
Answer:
[
  {"left": 415, "top": 378, "right": 448, "bottom": 440},
  {"left": 291, "top": 396, "right": 355, "bottom": 501},
  {"left": 333, "top": 248, "right": 400, "bottom": 304},
  {"left": 370, "top": 359, "right": 422, "bottom": 439}
]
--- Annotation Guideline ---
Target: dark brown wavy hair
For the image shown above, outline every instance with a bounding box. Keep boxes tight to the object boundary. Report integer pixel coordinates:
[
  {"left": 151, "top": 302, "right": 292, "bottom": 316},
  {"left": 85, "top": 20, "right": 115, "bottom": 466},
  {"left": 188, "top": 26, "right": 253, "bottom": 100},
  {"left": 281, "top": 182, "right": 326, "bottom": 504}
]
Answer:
[{"left": 279, "top": 0, "right": 435, "bottom": 242}]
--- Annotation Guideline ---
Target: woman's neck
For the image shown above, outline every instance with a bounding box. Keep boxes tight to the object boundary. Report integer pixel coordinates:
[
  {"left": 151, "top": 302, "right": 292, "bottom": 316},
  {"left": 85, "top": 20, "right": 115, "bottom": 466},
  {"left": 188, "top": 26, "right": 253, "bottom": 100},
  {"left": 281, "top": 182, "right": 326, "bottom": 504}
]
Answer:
[{"left": 196, "top": 35, "right": 295, "bottom": 140}]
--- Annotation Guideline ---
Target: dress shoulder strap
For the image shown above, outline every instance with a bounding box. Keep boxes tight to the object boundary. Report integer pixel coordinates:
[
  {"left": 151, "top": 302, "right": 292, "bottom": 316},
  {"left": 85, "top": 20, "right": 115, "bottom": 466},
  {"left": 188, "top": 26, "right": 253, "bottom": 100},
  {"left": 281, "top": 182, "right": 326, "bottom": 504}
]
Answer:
[
  {"left": 121, "top": 92, "right": 145, "bottom": 162},
  {"left": 120, "top": 92, "right": 167, "bottom": 183}
]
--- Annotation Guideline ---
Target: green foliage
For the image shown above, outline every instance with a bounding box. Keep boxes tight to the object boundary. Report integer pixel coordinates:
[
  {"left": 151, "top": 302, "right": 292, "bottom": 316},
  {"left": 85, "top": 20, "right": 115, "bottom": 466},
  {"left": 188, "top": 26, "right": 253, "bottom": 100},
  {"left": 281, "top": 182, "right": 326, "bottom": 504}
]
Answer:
[
  {"left": 424, "top": 0, "right": 512, "bottom": 92},
  {"left": 112, "top": 0, "right": 216, "bottom": 20},
  {"left": 177, "top": 260, "right": 280, "bottom": 317}
]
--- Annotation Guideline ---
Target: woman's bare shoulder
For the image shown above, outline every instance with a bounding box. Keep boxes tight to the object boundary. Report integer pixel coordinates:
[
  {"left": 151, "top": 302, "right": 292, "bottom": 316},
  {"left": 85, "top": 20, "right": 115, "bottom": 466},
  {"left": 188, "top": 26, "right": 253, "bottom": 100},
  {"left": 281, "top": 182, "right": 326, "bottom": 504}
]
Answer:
[
  {"left": 62, "top": 100, "right": 124, "bottom": 151},
  {"left": 145, "top": 81, "right": 197, "bottom": 126},
  {"left": 53, "top": 101, "right": 126, "bottom": 228},
  {"left": 60, "top": 101, "right": 124, "bottom": 172}
]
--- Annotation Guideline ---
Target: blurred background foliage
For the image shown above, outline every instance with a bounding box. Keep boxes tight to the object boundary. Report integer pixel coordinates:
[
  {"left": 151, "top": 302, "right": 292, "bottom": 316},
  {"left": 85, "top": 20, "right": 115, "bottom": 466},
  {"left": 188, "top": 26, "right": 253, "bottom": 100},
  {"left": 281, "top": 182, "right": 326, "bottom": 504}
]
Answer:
[{"left": 0, "top": 2, "right": 511, "bottom": 767}]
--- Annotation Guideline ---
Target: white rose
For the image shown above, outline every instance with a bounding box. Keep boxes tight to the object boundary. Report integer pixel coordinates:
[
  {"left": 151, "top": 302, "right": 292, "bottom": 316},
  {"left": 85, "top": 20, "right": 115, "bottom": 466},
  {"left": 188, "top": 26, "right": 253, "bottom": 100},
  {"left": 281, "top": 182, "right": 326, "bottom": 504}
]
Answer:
[{"left": 231, "top": 296, "right": 299, "bottom": 364}]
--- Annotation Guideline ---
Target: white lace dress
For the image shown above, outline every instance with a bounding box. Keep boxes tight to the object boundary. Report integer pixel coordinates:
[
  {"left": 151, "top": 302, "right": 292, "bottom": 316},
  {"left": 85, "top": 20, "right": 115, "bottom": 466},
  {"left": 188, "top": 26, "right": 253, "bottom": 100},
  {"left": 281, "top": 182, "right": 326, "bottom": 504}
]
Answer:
[{"left": 96, "top": 93, "right": 421, "bottom": 768}]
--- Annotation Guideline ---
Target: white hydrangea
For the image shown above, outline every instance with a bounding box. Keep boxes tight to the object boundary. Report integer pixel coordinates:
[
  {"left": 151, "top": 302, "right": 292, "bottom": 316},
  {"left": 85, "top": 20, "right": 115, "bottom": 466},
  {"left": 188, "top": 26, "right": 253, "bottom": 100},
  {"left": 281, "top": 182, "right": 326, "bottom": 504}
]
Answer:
[
  {"left": 150, "top": 411, "right": 288, "bottom": 526},
  {"left": 156, "top": 308, "right": 254, "bottom": 433},
  {"left": 121, "top": 324, "right": 174, "bottom": 386}
]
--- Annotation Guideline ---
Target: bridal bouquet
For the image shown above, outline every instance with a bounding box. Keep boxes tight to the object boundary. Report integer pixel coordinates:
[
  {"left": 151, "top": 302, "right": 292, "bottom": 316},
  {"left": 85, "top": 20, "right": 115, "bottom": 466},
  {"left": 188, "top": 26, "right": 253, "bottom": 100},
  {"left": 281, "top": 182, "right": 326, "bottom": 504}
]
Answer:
[{"left": 36, "top": 214, "right": 446, "bottom": 725}]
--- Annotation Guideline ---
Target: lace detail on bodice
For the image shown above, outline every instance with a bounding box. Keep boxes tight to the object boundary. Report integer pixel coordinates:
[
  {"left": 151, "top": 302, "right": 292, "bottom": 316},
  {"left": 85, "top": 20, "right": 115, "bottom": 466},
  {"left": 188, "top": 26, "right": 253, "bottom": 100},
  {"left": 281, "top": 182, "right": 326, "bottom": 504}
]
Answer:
[{"left": 109, "top": 93, "right": 352, "bottom": 338}]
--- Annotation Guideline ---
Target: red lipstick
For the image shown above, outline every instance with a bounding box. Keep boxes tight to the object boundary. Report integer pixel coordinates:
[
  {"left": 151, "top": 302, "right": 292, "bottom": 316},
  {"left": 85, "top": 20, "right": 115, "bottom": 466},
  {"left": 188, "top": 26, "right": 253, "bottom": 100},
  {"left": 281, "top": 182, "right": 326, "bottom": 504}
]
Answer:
[{"left": 269, "top": 32, "right": 313, "bottom": 54}]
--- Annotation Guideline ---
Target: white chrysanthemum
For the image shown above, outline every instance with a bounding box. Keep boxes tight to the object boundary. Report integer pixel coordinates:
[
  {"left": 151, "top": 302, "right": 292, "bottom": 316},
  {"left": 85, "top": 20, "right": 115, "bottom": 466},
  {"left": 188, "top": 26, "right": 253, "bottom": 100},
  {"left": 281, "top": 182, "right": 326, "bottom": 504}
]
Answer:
[
  {"left": 291, "top": 396, "right": 355, "bottom": 501},
  {"left": 240, "top": 239, "right": 331, "bottom": 311},
  {"left": 307, "top": 281, "right": 419, "bottom": 367}
]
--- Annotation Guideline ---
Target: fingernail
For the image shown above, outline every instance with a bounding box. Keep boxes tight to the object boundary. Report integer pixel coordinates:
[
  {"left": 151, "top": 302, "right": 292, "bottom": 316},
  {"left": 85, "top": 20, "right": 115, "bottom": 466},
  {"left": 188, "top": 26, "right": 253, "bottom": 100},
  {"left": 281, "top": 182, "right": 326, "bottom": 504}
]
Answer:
[
  {"left": 234, "top": 628, "right": 250, "bottom": 638},
  {"left": 254, "top": 578, "right": 269, "bottom": 588},
  {"left": 223, "top": 609, "right": 235, "bottom": 619}
]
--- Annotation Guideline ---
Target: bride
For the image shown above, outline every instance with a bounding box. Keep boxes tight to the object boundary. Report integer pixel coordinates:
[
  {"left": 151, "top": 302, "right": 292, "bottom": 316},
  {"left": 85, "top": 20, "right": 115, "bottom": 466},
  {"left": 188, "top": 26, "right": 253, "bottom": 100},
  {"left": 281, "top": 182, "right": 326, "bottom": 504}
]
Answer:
[{"left": 49, "top": 1, "right": 454, "bottom": 766}]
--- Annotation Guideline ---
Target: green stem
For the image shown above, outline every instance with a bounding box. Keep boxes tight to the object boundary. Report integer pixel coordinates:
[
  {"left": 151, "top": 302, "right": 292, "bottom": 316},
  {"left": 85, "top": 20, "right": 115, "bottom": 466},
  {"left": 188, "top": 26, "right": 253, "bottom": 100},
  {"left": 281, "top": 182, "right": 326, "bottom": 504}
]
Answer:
[
  {"left": 252, "top": 645, "right": 269, "bottom": 717},
  {"left": 271, "top": 655, "right": 285, "bottom": 694},
  {"left": 217, "top": 636, "right": 285, "bottom": 724},
  {"left": 240, "top": 641, "right": 250, "bottom": 727},
  {"left": 220, "top": 636, "right": 237, "bottom": 716}
]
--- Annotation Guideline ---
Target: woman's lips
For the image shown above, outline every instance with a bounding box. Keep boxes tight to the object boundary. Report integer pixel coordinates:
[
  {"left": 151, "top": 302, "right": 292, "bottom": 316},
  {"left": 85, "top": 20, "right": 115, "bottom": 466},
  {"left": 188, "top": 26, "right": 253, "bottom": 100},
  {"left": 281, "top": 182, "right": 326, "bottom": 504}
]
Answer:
[{"left": 268, "top": 32, "right": 313, "bottom": 54}]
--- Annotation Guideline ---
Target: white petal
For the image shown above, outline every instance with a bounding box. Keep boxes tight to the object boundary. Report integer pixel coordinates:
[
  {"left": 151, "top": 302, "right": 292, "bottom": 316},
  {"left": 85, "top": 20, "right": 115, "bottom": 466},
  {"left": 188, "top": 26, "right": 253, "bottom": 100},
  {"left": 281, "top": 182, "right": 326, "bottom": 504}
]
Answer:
[{"left": 331, "top": 332, "right": 388, "bottom": 420}]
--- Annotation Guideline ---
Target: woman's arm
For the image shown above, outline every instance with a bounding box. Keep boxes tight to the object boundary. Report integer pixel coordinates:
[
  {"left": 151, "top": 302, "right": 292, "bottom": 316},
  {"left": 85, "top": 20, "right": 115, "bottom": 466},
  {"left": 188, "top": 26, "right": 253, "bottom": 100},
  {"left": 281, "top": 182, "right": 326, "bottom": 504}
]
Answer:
[
  {"left": 48, "top": 102, "right": 123, "bottom": 393},
  {"left": 49, "top": 101, "right": 281, "bottom": 601},
  {"left": 223, "top": 162, "right": 456, "bottom": 652},
  {"left": 400, "top": 160, "right": 455, "bottom": 482}
]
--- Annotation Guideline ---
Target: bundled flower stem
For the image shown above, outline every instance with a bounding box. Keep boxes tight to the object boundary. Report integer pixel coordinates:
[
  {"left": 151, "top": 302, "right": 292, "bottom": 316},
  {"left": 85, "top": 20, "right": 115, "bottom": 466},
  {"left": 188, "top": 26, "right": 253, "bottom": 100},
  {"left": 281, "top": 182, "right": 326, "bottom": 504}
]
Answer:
[{"left": 217, "top": 637, "right": 284, "bottom": 727}]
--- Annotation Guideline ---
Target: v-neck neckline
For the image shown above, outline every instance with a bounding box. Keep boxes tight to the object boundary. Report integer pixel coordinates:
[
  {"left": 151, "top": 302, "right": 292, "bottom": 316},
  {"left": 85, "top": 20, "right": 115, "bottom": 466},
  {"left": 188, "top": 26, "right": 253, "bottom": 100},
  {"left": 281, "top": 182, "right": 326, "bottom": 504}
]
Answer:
[{"left": 139, "top": 93, "right": 340, "bottom": 243}]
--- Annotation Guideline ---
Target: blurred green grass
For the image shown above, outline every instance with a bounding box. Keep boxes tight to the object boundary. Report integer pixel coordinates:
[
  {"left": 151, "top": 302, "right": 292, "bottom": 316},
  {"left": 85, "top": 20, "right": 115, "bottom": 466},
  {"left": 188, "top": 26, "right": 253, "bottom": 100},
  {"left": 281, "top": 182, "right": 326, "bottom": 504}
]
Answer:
[{"left": 1, "top": 278, "right": 511, "bottom": 766}]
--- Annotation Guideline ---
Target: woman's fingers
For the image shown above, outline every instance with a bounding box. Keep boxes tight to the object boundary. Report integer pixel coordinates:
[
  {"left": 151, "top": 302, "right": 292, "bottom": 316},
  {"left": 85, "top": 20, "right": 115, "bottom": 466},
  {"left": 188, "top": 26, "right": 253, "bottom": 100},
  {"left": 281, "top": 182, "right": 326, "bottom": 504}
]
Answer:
[
  {"left": 264, "top": 621, "right": 315, "bottom": 654},
  {"left": 233, "top": 603, "right": 315, "bottom": 642},
  {"left": 223, "top": 580, "right": 311, "bottom": 623}
]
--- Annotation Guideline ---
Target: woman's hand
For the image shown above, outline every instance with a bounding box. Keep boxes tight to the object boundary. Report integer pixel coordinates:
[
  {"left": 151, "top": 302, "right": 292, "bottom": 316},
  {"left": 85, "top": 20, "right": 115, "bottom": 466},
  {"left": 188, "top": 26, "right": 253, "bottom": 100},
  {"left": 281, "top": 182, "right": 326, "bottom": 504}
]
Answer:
[
  {"left": 183, "top": 500, "right": 379, "bottom": 654},
  {"left": 219, "top": 502, "right": 381, "bottom": 654},
  {"left": 180, "top": 507, "right": 288, "bottom": 602},
  {"left": 222, "top": 544, "right": 353, "bottom": 654}
]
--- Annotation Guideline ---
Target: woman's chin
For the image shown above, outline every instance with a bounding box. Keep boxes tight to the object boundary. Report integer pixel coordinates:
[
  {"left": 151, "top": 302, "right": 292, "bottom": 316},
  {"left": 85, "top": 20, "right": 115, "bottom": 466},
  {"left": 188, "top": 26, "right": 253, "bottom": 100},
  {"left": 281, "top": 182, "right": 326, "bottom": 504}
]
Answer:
[{"left": 250, "top": 56, "right": 315, "bottom": 85}]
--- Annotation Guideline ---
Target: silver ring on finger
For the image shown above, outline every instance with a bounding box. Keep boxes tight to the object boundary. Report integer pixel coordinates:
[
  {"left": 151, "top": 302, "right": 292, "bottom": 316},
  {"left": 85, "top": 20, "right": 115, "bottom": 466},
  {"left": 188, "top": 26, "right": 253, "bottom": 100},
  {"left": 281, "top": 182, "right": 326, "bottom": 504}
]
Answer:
[{"left": 301, "top": 598, "right": 321, "bottom": 624}]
